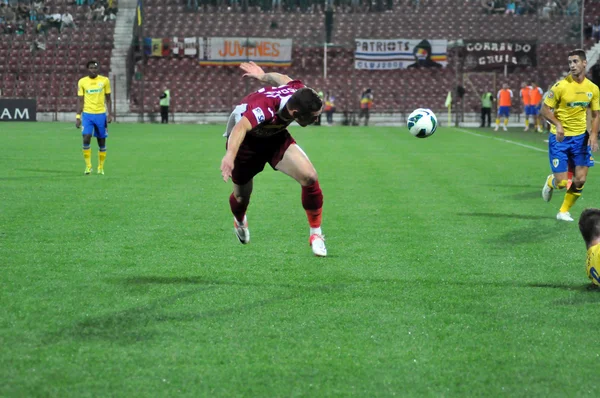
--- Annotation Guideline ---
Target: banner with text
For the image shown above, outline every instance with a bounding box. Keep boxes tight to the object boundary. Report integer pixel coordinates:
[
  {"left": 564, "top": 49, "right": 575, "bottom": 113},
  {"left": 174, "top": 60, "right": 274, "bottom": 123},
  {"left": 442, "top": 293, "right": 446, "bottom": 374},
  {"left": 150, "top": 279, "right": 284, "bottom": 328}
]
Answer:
[
  {"left": 0, "top": 99, "right": 37, "bottom": 122},
  {"left": 463, "top": 41, "right": 537, "bottom": 71},
  {"left": 354, "top": 39, "right": 448, "bottom": 70},
  {"left": 200, "top": 37, "right": 292, "bottom": 66}
]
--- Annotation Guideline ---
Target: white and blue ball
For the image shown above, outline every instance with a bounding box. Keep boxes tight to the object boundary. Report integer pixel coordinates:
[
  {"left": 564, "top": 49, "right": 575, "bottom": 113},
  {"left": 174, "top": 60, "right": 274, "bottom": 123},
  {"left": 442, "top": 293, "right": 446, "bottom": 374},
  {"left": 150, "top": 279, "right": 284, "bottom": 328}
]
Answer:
[{"left": 407, "top": 108, "right": 437, "bottom": 138}]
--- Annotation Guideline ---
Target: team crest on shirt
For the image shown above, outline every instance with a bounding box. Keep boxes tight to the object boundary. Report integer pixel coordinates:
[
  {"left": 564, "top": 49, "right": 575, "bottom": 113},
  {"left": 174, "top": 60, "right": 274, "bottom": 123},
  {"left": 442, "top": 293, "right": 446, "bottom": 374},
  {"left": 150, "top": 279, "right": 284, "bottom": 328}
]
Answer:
[
  {"left": 588, "top": 92, "right": 593, "bottom": 100},
  {"left": 547, "top": 91, "right": 554, "bottom": 99},
  {"left": 552, "top": 158, "right": 559, "bottom": 168}
]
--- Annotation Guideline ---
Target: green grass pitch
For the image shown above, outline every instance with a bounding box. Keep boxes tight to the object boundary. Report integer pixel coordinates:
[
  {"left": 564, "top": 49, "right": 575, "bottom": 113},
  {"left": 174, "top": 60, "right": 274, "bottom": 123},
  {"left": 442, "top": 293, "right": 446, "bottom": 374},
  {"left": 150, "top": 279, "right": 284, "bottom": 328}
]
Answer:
[{"left": 1, "top": 122, "right": 599, "bottom": 396}]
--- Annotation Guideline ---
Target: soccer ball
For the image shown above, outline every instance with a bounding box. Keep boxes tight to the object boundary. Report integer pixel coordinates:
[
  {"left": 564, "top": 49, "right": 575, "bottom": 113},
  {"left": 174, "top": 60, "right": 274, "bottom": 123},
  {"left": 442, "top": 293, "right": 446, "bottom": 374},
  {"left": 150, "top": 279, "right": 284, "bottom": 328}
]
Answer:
[{"left": 407, "top": 108, "right": 437, "bottom": 138}]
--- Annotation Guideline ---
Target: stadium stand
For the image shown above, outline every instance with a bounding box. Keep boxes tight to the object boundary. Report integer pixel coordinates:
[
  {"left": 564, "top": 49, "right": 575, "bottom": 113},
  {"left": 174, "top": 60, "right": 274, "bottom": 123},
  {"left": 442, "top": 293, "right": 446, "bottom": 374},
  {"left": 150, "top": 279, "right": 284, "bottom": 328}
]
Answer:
[{"left": 0, "top": 0, "right": 115, "bottom": 113}]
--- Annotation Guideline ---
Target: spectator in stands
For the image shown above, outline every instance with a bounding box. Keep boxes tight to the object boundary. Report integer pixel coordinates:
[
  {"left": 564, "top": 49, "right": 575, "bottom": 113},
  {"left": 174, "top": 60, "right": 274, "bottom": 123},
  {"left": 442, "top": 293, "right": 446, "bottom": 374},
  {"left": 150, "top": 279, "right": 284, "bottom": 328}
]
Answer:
[
  {"left": 104, "top": 0, "right": 118, "bottom": 20},
  {"left": 159, "top": 88, "right": 170, "bottom": 124},
  {"left": 0, "top": 3, "right": 7, "bottom": 23},
  {"left": 92, "top": 3, "right": 105, "bottom": 20},
  {"left": 187, "top": 0, "right": 198, "bottom": 11},
  {"left": 592, "top": 19, "right": 600, "bottom": 43},
  {"left": 16, "top": 2, "right": 29, "bottom": 22},
  {"left": 542, "top": 0, "right": 557, "bottom": 19},
  {"left": 83, "top": 4, "right": 93, "bottom": 20},
  {"left": 565, "top": 0, "right": 578, "bottom": 16},
  {"left": 358, "top": 88, "right": 373, "bottom": 126},
  {"left": 61, "top": 10, "right": 76, "bottom": 31},
  {"left": 481, "top": 89, "right": 494, "bottom": 128},
  {"left": 505, "top": 1, "right": 516, "bottom": 14}
]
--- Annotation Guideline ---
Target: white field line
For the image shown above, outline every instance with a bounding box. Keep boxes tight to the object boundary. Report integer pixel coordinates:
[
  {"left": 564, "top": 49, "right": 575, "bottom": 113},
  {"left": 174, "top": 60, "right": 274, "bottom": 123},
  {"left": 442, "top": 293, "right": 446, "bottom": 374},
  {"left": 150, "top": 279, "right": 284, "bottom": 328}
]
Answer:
[{"left": 454, "top": 128, "right": 547, "bottom": 153}]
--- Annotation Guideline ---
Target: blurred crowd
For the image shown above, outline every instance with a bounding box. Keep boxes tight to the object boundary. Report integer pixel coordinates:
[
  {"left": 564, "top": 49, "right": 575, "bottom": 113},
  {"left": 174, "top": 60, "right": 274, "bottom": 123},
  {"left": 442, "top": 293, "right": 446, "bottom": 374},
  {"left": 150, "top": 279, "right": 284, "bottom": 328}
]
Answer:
[
  {"left": 0, "top": 0, "right": 118, "bottom": 35},
  {"left": 481, "top": 0, "right": 581, "bottom": 17}
]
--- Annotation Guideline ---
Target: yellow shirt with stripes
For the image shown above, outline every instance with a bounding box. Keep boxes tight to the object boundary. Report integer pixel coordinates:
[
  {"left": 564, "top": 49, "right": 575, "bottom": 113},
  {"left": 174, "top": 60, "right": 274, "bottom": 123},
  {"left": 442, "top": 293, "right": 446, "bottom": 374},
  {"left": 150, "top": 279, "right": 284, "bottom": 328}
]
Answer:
[
  {"left": 77, "top": 75, "right": 111, "bottom": 114},
  {"left": 585, "top": 244, "right": 600, "bottom": 286},
  {"left": 544, "top": 74, "right": 600, "bottom": 136}
]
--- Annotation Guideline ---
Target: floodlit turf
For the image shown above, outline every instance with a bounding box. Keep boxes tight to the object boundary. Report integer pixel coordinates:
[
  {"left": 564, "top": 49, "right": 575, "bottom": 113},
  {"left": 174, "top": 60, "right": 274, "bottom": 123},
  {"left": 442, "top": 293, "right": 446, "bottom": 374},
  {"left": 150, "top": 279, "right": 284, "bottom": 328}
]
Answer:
[{"left": 2, "top": 121, "right": 599, "bottom": 396}]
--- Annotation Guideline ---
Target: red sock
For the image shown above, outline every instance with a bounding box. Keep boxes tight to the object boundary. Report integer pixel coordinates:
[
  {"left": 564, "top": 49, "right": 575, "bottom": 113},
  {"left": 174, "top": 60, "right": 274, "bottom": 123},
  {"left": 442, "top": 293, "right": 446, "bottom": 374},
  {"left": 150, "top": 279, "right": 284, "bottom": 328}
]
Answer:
[
  {"left": 302, "top": 181, "right": 323, "bottom": 228},
  {"left": 229, "top": 193, "right": 249, "bottom": 223}
]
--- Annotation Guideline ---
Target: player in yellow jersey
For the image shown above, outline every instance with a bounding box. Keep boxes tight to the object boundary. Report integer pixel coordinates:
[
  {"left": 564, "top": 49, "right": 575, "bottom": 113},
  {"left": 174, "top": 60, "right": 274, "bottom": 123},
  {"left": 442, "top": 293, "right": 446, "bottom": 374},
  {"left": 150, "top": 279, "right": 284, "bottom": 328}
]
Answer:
[
  {"left": 541, "top": 49, "right": 600, "bottom": 221},
  {"left": 578, "top": 208, "right": 600, "bottom": 286},
  {"left": 76, "top": 60, "right": 112, "bottom": 175}
]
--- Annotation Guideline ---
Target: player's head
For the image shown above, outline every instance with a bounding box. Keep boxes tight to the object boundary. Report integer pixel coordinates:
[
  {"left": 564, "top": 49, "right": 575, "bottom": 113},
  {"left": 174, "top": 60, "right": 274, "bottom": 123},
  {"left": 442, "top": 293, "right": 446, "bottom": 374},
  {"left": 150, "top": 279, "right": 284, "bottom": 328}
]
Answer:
[
  {"left": 530, "top": 80, "right": 537, "bottom": 87},
  {"left": 521, "top": 82, "right": 527, "bottom": 88},
  {"left": 502, "top": 82, "right": 509, "bottom": 89},
  {"left": 86, "top": 60, "right": 99, "bottom": 78},
  {"left": 567, "top": 49, "right": 587, "bottom": 77},
  {"left": 579, "top": 208, "right": 600, "bottom": 248},
  {"left": 286, "top": 88, "right": 323, "bottom": 127}
]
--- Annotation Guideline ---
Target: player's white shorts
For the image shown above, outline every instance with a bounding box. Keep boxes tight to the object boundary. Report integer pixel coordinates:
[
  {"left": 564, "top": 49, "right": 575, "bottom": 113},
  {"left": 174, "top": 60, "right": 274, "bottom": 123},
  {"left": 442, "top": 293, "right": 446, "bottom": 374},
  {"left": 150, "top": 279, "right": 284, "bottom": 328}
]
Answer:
[{"left": 223, "top": 104, "right": 248, "bottom": 138}]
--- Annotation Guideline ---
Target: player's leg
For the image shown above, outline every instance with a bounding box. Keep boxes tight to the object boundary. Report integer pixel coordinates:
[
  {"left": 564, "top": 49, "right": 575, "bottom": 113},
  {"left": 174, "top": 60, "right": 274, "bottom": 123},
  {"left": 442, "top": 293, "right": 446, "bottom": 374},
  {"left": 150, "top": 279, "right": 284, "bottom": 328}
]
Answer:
[
  {"left": 81, "top": 113, "right": 93, "bottom": 174},
  {"left": 231, "top": 180, "right": 253, "bottom": 244},
  {"left": 94, "top": 114, "right": 108, "bottom": 174},
  {"left": 494, "top": 109, "right": 501, "bottom": 131},
  {"left": 275, "top": 143, "right": 326, "bottom": 257},
  {"left": 502, "top": 109, "right": 509, "bottom": 131},
  {"left": 557, "top": 134, "right": 593, "bottom": 220},
  {"left": 524, "top": 106, "right": 530, "bottom": 131},
  {"left": 542, "top": 133, "right": 570, "bottom": 203}
]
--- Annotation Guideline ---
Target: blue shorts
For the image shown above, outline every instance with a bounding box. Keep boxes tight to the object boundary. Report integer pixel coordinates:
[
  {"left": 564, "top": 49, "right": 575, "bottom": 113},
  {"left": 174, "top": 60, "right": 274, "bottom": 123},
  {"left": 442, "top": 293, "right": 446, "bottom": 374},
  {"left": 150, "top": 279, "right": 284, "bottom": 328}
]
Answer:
[
  {"left": 497, "top": 106, "right": 510, "bottom": 118},
  {"left": 548, "top": 132, "right": 594, "bottom": 173},
  {"left": 525, "top": 105, "right": 536, "bottom": 116},
  {"left": 531, "top": 104, "right": 541, "bottom": 116},
  {"left": 81, "top": 112, "right": 108, "bottom": 138}
]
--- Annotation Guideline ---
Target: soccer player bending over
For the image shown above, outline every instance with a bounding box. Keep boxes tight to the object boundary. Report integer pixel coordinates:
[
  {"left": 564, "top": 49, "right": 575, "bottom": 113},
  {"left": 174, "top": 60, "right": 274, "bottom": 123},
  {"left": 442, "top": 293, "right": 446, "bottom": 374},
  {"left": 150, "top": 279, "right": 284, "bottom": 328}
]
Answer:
[
  {"left": 76, "top": 60, "right": 112, "bottom": 175},
  {"left": 541, "top": 49, "right": 600, "bottom": 221},
  {"left": 220, "top": 61, "right": 326, "bottom": 256},
  {"left": 578, "top": 208, "right": 600, "bottom": 286}
]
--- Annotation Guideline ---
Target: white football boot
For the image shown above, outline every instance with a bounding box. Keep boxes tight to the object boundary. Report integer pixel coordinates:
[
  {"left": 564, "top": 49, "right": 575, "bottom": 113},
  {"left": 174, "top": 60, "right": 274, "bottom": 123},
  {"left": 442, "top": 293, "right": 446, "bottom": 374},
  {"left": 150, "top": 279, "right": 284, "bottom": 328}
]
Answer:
[
  {"left": 233, "top": 215, "right": 250, "bottom": 244},
  {"left": 542, "top": 174, "right": 554, "bottom": 202},
  {"left": 556, "top": 212, "right": 574, "bottom": 222},
  {"left": 309, "top": 234, "right": 327, "bottom": 257}
]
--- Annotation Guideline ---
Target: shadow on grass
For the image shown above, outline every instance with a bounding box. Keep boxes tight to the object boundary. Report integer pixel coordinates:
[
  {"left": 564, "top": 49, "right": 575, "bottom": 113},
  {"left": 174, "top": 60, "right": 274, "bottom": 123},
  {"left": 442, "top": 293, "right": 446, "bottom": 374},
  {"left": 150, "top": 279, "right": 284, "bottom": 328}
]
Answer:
[
  {"left": 47, "top": 277, "right": 346, "bottom": 344},
  {"left": 15, "top": 168, "right": 75, "bottom": 174},
  {"left": 457, "top": 212, "right": 550, "bottom": 220},
  {"left": 118, "top": 276, "right": 345, "bottom": 292},
  {"left": 508, "top": 191, "right": 543, "bottom": 200}
]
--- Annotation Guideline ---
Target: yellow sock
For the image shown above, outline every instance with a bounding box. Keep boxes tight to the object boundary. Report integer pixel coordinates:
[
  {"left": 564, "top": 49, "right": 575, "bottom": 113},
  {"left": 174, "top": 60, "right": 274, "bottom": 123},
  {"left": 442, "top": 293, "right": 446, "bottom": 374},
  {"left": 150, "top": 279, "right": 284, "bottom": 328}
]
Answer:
[
  {"left": 559, "top": 186, "right": 583, "bottom": 213},
  {"left": 525, "top": 119, "right": 530, "bottom": 129},
  {"left": 98, "top": 149, "right": 106, "bottom": 169},
  {"left": 504, "top": 118, "right": 508, "bottom": 127},
  {"left": 495, "top": 118, "right": 500, "bottom": 127},
  {"left": 83, "top": 147, "right": 92, "bottom": 168}
]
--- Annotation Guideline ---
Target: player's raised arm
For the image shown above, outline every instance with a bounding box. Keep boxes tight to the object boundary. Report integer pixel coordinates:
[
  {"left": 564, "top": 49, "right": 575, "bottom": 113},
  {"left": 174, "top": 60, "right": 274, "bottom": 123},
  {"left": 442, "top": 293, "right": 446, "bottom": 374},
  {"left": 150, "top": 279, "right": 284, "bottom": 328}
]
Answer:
[
  {"left": 221, "top": 116, "right": 252, "bottom": 182},
  {"left": 240, "top": 61, "right": 292, "bottom": 86}
]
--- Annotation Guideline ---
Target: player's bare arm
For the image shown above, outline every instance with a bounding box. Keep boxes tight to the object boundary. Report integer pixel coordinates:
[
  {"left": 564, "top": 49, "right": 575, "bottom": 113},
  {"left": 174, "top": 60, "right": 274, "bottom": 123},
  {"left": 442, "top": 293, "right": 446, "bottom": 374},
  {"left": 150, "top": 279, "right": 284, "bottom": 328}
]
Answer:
[
  {"left": 240, "top": 61, "right": 292, "bottom": 86},
  {"left": 541, "top": 104, "right": 565, "bottom": 141},
  {"left": 590, "top": 109, "right": 600, "bottom": 152},
  {"left": 221, "top": 117, "right": 252, "bottom": 182},
  {"left": 105, "top": 94, "right": 112, "bottom": 123},
  {"left": 76, "top": 96, "right": 83, "bottom": 128}
]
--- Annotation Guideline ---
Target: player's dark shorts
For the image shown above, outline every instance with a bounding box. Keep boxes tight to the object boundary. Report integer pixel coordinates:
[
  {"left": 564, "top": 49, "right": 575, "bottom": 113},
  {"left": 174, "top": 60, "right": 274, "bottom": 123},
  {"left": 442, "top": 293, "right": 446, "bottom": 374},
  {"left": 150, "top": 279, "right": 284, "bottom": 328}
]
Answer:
[
  {"left": 497, "top": 106, "right": 510, "bottom": 118},
  {"left": 548, "top": 132, "right": 594, "bottom": 173},
  {"left": 228, "top": 131, "right": 296, "bottom": 185},
  {"left": 81, "top": 112, "right": 108, "bottom": 138}
]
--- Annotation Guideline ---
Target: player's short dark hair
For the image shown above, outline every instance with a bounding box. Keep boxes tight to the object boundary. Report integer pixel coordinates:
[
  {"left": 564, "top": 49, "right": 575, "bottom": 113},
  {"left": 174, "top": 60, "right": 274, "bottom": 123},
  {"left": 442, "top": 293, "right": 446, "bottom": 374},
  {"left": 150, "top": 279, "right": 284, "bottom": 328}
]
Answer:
[
  {"left": 579, "top": 208, "right": 600, "bottom": 246},
  {"left": 86, "top": 60, "right": 99, "bottom": 68},
  {"left": 568, "top": 49, "right": 587, "bottom": 61},
  {"left": 287, "top": 88, "right": 323, "bottom": 116}
]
